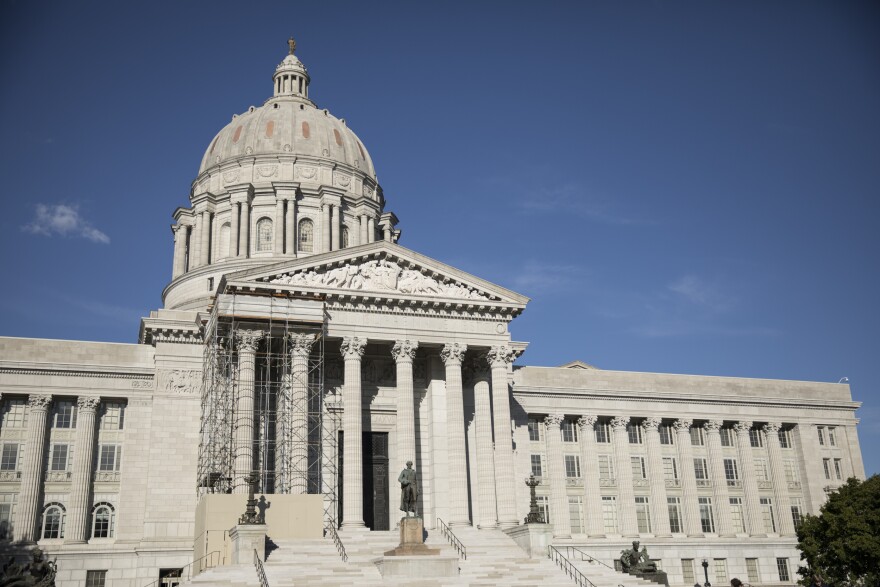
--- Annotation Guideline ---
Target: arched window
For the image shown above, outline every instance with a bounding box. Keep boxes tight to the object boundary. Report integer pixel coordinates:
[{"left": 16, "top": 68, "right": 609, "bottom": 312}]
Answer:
[
  {"left": 218, "top": 222, "right": 231, "bottom": 259},
  {"left": 256, "top": 218, "right": 273, "bottom": 252},
  {"left": 341, "top": 226, "right": 349, "bottom": 248},
  {"left": 298, "top": 219, "right": 314, "bottom": 253},
  {"left": 41, "top": 503, "right": 66, "bottom": 539},
  {"left": 91, "top": 502, "right": 115, "bottom": 538}
]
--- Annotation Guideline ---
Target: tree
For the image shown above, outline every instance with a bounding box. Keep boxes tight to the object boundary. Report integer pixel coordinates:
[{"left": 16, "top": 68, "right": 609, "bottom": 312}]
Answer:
[{"left": 796, "top": 475, "right": 880, "bottom": 586}]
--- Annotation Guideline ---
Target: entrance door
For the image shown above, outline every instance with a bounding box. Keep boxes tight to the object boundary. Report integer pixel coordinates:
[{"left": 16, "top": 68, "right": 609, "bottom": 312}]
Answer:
[{"left": 363, "top": 432, "right": 389, "bottom": 530}]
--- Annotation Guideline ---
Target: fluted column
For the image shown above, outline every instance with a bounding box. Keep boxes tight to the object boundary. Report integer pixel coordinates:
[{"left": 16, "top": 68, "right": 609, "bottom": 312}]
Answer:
[
  {"left": 239, "top": 201, "right": 250, "bottom": 258},
  {"left": 611, "top": 416, "right": 638, "bottom": 536},
  {"left": 487, "top": 345, "right": 518, "bottom": 528},
  {"left": 734, "top": 421, "right": 764, "bottom": 536},
  {"left": 281, "top": 333, "right": 315, "bottom": 494},
  {"left": 392, "top": 340, "right": 418, "bottom": 478},
  {"left": 66, "top": 396, "right": 100, "bottom": 543},
  {"left": 233, "top": 329, "right": 262, "bottom": 493},
  {"left": 704, "top": 420, "right": 734, "bottom": 536},
  {"left": 441, "top": 343, "right": 470, "bottom": 526},
  {"left": 359, "top": 215, "right": 367, "bottom": 245},
  {"left": 764, "top": 422, "right": 795, "bottom": 535},
  {"left": 674, "top": 419, "right": 702, "bottom": 536},
  {"left": 200, "top": 210, "right": 211, "bottom": 266},
  {"left": 341, "top": 336, "right": 367, "bottom": 529},
  {"left": 274, "top": 198, "right": 285, "bottom": 254},
  {"left": 229, "top": 202, "right": 240, "bottom": 258},
  {"left": 13, "top": 395, "right": 52, "bottom": 542},
  {"left": 190, "top": 214, "right": 202, "bottom": 269},
  {"left": 577, "top": 415, "right": 604, "bottom": 537},
  {"left": 544, "top": 414, "right": 570, "bottom": 538},
  {"left": 642, "top": 418, "right": 672, "bottom": 536},
  {"left": 322, "top": 204, "right": 331, "bottom": 253},
  {"left": 172, "top": 225, "right": 186, "bottom": 278},
  {"left": 471, "top": 355, "right": 497, "bottom": 529},
  {"left": 367, "top": 217, "right": 376, "bottom": 243},
  {"left": 285, "top": 198, "right": 296, "bottom": 255},
  {"left": 333, "top": 205, "right": 342, "bottom": 251}
]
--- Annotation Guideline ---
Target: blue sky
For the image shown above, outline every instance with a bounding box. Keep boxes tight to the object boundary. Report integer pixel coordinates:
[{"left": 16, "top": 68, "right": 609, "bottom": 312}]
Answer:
[{"left": 1, "top": 1, "right": 878, "bottom": 474}]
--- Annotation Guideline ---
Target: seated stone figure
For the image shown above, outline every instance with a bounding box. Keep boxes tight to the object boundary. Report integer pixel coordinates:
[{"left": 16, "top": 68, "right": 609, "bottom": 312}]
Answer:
[{"left": 620, "top": 540, "right": 658, "bottom": 573}]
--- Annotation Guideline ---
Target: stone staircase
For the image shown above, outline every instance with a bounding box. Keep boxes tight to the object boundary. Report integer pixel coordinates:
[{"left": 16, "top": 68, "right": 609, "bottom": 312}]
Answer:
[{"left": 564, "top": 554, "right": 659, "bottom": 587}]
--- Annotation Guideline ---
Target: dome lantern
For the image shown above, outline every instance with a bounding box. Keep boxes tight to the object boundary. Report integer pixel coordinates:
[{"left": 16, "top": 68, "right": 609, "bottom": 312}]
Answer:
[{"left": 272, "top": 37, "right": 310, "bottom": 100}]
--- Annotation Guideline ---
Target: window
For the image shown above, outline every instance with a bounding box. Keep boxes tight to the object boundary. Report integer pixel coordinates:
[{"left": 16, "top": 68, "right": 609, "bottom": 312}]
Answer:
[
  {"left": 627, "top": 423, "right": 643, "bottom": 444},
  {"left": 690, "top": 427, "right": 705, "bottom": 446},
  {"left": 41, "top": 503, "right": 65, "bottom": 539},
  {"left": 91, "top": 503, "right": 115, "bottom": 538},
  {"left": 564, "top": 455, "right": 581, "bottom": 478},
  {"left": 778, "top": 428, "right": 792, "bottom": 448},
  {"left": 561, "top": 420, "right": 578, "bottom": 443},
  {"left": 100, "top": 402, "right": 125, "bottom": 430},
  {"left": 0, "top": 445, "right": 19, "bottom": 471},
  {"left": 749, "top": 428, "right": 764, "bottom": 448},
  {"left": 723, "top": 458, "right": 739, "bottom": 485},
  {"left": 817, "top": 426, "right": 825, "bottom": 446},
  {"left": 85, "top": 570, "right": 107, "bottom": 587},
  {"left": 635, "top": 496, "right": 651, "bottom": 533},
  {"left": 667, "top": 497, "right": 682, "bottom": 533},
  {"left": 746, "top": 558, "right": 760, "bottom": 583},
  {"left": 693, "top": 458, "right": 708, "bottom": 480},
  {"left": 729, "top": 497, "right": 745, "bottom": 533},
  {"left": 595, "top": 421, "right": 611, "bottom": 444},
  {"left": 776, "top": 557, "right": 791, "bottom": 582},
  {"left": 659, "top": 425, "right": 674, "bottom": 445},
  {"left": 719, "top": 427, "right": 734, "bottom": 447},
  {"left": 601, "top": 496, "right": 618, "bottom": 533},
  {"left": 50, "top": 444, "right": 70, "bottom": 471},
  {"left": 218, "top": 222, "right": 231, "bottom": 259},
  {"left": 761, "top": 497, "right": 776, "bottom": 533},
  {"left": 568, "top": 496, "right": 584, "bottom": 534},
  {"left": 0, "top": 399, "right": 27, "bottom": 428},
  {"left": 791, "top": 498, "right": 804, "bottom": 530},
  {"left": 598, "top": 455, "right": 614, "bottom": 480},
  {"left": 698, "top": 497, "right": 715, "bottom": 532},
  {"left": 828, "top": 427, "right": 836, "bottom": 447},
  {"left": 833, "top": 459, "right": 843, "bottom": 480},
  {"left": 99, "top": 445, "right": 122, "bottom": 472},
  {"left": 714, "top": 559, "right": 728, "bottom": 584},
  {"left": 298, "top": 219, "right": 314, "bottom": 253},
  {"left": 681, "top": 559, "right": 696, "bottom": 585},
  {"left": 536, "top": 496, "right": 549, "bottom": 525},
  {"left": 823, "top": 458, "right": 831, "bottom": 480},
  {"left": 255, "top": 218, "right": 273, "bottom": 252},
  {"left": 784, "top": 459, "right": 799, "bottom": 484},
  {"left": 530, "top": 454, "right": 543, "bottom": 477},
  {"left": 662, "top": 457, "right": 678, "bottom": 481},
  {"left": 341, "top": 226, "right": 350, "bottom": 248},
  {"left": 631, "top": 456, "right": 646, "bottom": 480},
  {"left": 53, "top": 400, "right": 76, "bottom": 428},
  {"left": 754, "top": 458, "right": 769, "bottom": 482},
  {"left": 527, "top": 419, "right": 541, "bottom": 442},
  {"left": 0, "top": 496, "right": 15, "bottom": 540}
]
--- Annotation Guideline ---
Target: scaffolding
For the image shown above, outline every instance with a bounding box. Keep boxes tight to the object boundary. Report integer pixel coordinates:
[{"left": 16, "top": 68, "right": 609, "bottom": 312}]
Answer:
[{"left": 197, "top": 290, "right": 340, "bottom": 527}]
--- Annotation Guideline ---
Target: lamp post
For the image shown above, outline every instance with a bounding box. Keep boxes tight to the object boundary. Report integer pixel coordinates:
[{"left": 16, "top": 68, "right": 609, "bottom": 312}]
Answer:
[
  {"left": 524, "top": 474, "right": 544, "bottom": 524},
  {"left": 701, "top": 558, "right": 711, "bottom": 587}
]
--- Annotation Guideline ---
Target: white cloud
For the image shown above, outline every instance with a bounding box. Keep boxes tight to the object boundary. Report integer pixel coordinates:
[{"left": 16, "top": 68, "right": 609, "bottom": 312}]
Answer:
[
  {"left": 667, "top": 274, "right": 734, "bottom": 311},
  {"left": 512, "top": 261, "right": 584, "bottom": 296},
  {"left": 22, "top": 204, "right": 110, "bottom": 244},
  {"left": 517, "top": 184, "right": 647, "bottom": 226}
]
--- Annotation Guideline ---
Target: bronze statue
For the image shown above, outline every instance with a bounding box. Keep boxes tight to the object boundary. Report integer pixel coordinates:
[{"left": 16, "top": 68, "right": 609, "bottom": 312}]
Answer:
[
  {"left": 0, "top": 548, "right": 57, "bottom": 587},
  {"left": 620, "top": 540, "right": 658, "bottom": 573},
  {"left": 398, "top": 460, "right": 419, "bottom": 516},
  {"left": 288, "top": 37, "right": 296, "bottom": 55}
]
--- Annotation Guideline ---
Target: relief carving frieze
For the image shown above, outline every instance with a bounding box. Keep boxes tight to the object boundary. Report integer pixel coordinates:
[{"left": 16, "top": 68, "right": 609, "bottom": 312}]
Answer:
[{"left": 156, "top": 369, "right": 202, "bottom": 395}]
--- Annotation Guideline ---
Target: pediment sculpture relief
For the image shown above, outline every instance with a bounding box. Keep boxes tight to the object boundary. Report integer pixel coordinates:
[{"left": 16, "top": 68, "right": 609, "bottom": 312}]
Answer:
[{"left": 271, "top": 259, "right": 491, "bottom": 300}]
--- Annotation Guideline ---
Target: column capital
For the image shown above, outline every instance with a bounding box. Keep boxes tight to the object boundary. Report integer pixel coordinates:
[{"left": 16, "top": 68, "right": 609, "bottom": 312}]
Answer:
[
  {"left": 288, "top": 333, "right": 316, "bottom": 357},
  {"left": 440, "top": 342, "right": 467, "bottom": 366},
  {"left": 235, "top": 329, "right": 264, "bottom": 352},
  {"left": 577, "top": 414, "right": 598, "bottom": 429},
  {"left": 486, "top": 345, "right": 516, "bottom": 368},
  {"left": 610, "top": 416, "right": 630, "bottom": 430},
  {"left": 763, "top": 422, "right": 782, "bottom": 434},
  {"left": 673, "top": 418, "right": 693, "bottom": 432},
  {"left": 77, "top": 396, "right": 101, "bottom": 413},
  {"left": 642, "top": 417, "right": 662, "bottom": 431},
  {"left": 733, "top": 421, "right": 753, "bottom": 435},
  {"left": 27, "top": 395, "right": 52, "bottom": 410},
  {"left": 391, "top": 340, "right": 418, "bottom": 363},
  {"left": 544, "top": 413, "right": 565, "bottom": 429},
  {"left": 704, "top": 419, "right": 724, "bottom": 433},
  {"left": 340, "top": 336, "right": 367, "bottom": 360}
]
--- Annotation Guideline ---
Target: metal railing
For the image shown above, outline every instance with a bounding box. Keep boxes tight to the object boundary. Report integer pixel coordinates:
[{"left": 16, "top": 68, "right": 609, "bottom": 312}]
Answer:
[
  {"left": 436, "top": 518, "right": 467, "bottom": 560},
  {"left": 548, "top": 546, "right": 597, "bottom": 587},
  {"left": 141, "top": 551, "right": 221, "bottom": 587},
  {"left": 558, "top": 547, "right": 616, "bottom": 571},
  {"left": 254, "top": 549, "right": 270, "bottom": 587},
  {"left": 325, "top": 524, "right": 348, "bottom": 562}
]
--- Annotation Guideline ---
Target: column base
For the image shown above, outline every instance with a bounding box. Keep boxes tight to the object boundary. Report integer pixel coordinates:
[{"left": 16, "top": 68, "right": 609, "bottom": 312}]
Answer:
[
  {"left": 448, "top": 520, "right": 472, "bottom": 528},
  {"left": 588, "top": 533, "right": 607, "bottom": 538},
  {"left": 653, "top": 533, "right": 673, "bottom": 538},
  {"left": 686, "top": 533, "right": 705, "bottom": 538},
  {"left": 477, "top": 523, "right": 498, "bottom": 530},
  {"left": 498, "top": 520, "right": 520, "bottom": 530}
]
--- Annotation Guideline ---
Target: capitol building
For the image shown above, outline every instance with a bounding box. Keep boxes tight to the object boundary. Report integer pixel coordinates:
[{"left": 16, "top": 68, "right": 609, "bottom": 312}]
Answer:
[{"left": 0, "top": 41, "right": 865, "bottom": 587}]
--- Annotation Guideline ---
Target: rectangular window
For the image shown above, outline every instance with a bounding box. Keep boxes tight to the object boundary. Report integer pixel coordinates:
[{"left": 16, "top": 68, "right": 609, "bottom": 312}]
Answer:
[
  {"left": 85, "top": 570, "right": 107, "bottom": 587},
  {"left": 761, "top": 497, "right": 776, "bottom": 533},
  {"left": 681, "top": 559, "right": 695, "bottom": 585},
  {"left": 784, "top": 459, "right": 799, "bottom": 484},
  {"left": 530, "top": 454, "right": 543, "bottom": 477},
  {"left": 627, "top": 423, "right": 643, "bottom": 444},
  {"left": 754, "top": 458, "right": 769, "bottom": 482},
  {"left": 598, "top": 455, "right": 614, "bottom": 480},
  {"left": 98, "top": 445, "right": 121, "bottom": 472},
  {"left": 100, "top": 402, "right": 125, "bottom": 431},
  {"left": 536, "top": 496, "right": 549, "bottom": 525},
  {"left": 828, "top": 427, "right": 836, "bottom": 447},
  {"left": 601, "top": 496, "right": 618, "bottom": 533},
  {"left": 662, "top": 457, "right": 678, "bottom": 480},
  {"left": 746, "top": 558, "right": 760, "bottom": 583},
  {"left": 659, "top": 425, "right": 674, "bottom": 445},
  {"left": 0, "top": 445, "right": 19, "bottom": 471},
  {"left": 693, "top": 458, "right": 708, "bottom": 480},
  {"left": 595, "top": 422, "right": 611, "bottom": 444},
  {"left": 723, "top": 458, "right": 739, "bottom": 484},
  {"left": 564, "top": 454, "right": 581, "bottom": 478},
  {"left": 0, "top": 399, "right": 27, "bottom": 428},
  {"left": 568, "top": 496, "right": 584, "bottom": 534},
  {"left": 719, "top": 427, "right": 734, "bottom": 447},
  {"left": 791, "top": 498, "right": 804, "bottom": 530},
  {"left": 776, "top": 557, "right": 790, "bottom": 582},
  {"left": 561, "top": 420, "right": 578, "bottom": 443},
  {"left": 714, "top": 559, "right": 728, "bottom": 584},
  {"left": 635, "top": 496, "right": 651, "bottom": 533},
  {"left": 690, "top": 427, "right": 705, "bottom": 446},
  {"left": 631, "top": 456, "right": 646, "bottom": 480},
  {"left": 50, "top": 444, "right": 69, "bottom": 471},
  {"left": 823, "top": 458, "right": 831, "bottom": 480},
  {"left": 729, "top": 497, "right": 745, "bottom": 532},
  {"left": 53, "top": 400, "right": 76, "bottom": 429},
  {"left": 834, "top": 459, "right": 843, "bottom": 480},
  {"left": 749, "top": 428, "right": 764, "bottom": 448},
  {"left": 817, "top": 426, "right": 825, "bottom": 446},
  {"left": 698, "top": 497, "right": 715, "bottom": 533},
  {"left": 527, "top": 419, "right": 541, "bottom": 442},
  {"left": 667, "top": 497, "right": 682, "bottom": 533},
  {"left": 0, "top": 499, "right": 14, "bottom": 540},
  {"left": 778, "top": 428, "right": 791, "bottom": 448}
]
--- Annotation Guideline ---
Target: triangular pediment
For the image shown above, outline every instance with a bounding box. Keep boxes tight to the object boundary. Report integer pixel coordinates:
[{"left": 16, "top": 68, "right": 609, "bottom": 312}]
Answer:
[{"left": 222, "top": 241, "right": 529, "bottom": 309}]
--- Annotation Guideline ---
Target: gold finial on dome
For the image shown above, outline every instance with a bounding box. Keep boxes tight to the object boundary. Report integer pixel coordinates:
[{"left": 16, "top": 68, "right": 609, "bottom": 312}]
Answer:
[{"left": 288, "top": 37, "right": 296, "bottom": 55}]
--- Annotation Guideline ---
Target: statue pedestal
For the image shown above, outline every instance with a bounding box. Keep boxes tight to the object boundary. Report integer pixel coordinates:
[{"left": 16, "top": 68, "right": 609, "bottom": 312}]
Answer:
[
  {"left": 229, "top": 523, "right": 267, "bottom": 564},
  {"left": 376, "top": 517, "right": 458, "bottom": 578},
  {"left": 504, "top": 522, "right": 552, "bottom": 559},
  {"left": 629, "top": 570, "right": 670, "bottom": 587}
]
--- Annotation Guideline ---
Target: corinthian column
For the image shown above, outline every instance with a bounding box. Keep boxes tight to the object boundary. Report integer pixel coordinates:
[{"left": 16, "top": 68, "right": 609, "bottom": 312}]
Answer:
[
  {"left": 441, "top": 343, "right": 470, "bottom": 526},
  {"left": 274, "top": 198, "right": 285, "bottom": 255},
  {"left": 471, "top": 355, "right": 497, "bottom": 528},
  {"left": 13, "top": 395, "right": 52, "bottom": 542},
  {"left": 611, "top": 416, "right": 638, "bottom": 536},
  {"left": 66, "top": 396, "right": 101, "bottom": 543},
  {"left": 578, "top": 415, "right": 604, "bottom": 537},
  {"left": 544, "top": 414, "right": 570, "bottom": 538},
  {"left": 674, "top": 419, "right": 702, "bottom": 536},
  {"left": 200, "top": 210, "right": 212, "bottom": 266},
  {"left": 229, "top": 202, "right": 240, "bottom": 258},
  {"left": 341, "top": 336, "right": 367, "bottom": 529},
  {"left": 281, "top": 333, "right": 315, "bottom": 494},
  {"left": 392, "top": 340, "right": 419, "bottom": 478},
  {"left": 764, "top": 422, "right": 795, "bottom": 535},
  {"left": 322, "top": 204, "right": 331, "bottom": 253},
  {"left": 285, "top": 198, "right": 296, "bottom": 256},
  {"left": 642, "top": 418, "right": 671, "bottom": 536},
  {"left": 704, "top": 420, "right": 734, "bottom": 536},
  {"left": 239, "top": 201, "right": 250, "bottom": 258},
  {"left": 734, "top": 421, "right": 764, "bottom": 536},
  {"left": 233, "top": 329, "right": 263, "bottom": 493},
  {"left": 487, "top": 345, "right": 518, "bottom": 529}
]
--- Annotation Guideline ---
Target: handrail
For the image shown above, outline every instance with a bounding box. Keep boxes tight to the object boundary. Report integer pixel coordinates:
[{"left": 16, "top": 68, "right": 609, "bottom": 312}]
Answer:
[
  {"left": 141, "top": 550, "right": 221, "bottom": 587},
  {"left": 548, "top": 545, "right": 597, "bottom": 587},
  {"left": 254, "top": 549, "right": 270, "bottom": 587},
  {"left": 563, "top": 546, "right": 616, "bottom": 571},
  {"left": 325, "top": 523, "right": 348, "bottom": 562},
  {"left": 436, "top": 518, "right": 467, "bottom": 560}
]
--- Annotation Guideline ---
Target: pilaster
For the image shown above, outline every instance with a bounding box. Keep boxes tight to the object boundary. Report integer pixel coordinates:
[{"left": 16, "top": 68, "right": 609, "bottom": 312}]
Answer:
[
  {"left": 734, "top": 421, "right": 765, "bottom": 536},
  {"left": 578, "top": 415, "right": 605, "bottom": 537},
  {"left": 704, "top": 420, "right": 734, "bottom": 536},
  {"left": 642, "top": 417, "right": 671, "bottom": 536},
  {"left": 611, "top": 416, "right": 638, "bottom": 536},
  {"left": 13, "top": 394, "right": 52, "bottom": 542},
  {"left": 66, "top": 396, "right": 101, "bottom": 543},
  {"left": 764, "top": 422, "right": 795, "bottom": 535},
  {"left": 674, "top": 419, "right": 703, "bottom": 537}
]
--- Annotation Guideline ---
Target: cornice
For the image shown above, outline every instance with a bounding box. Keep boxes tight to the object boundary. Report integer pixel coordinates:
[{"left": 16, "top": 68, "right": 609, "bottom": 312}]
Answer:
[{"left": 0, "top": 364, "right": 154, "bottom": 380}]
